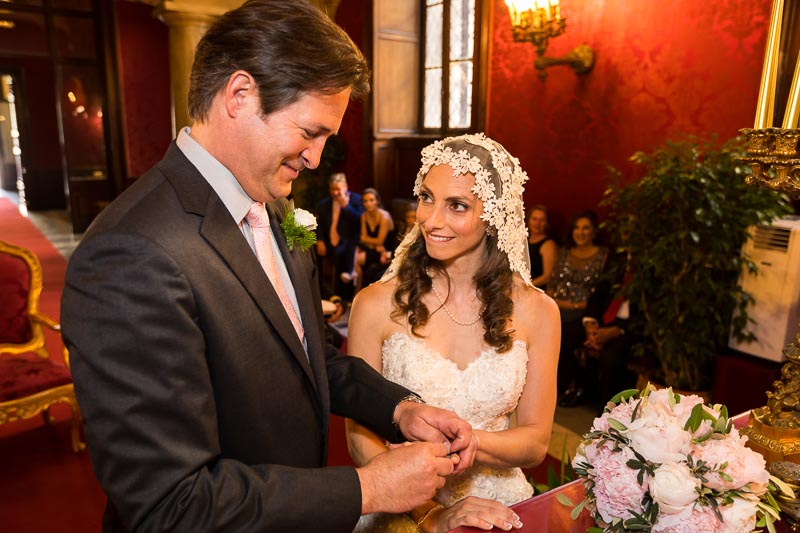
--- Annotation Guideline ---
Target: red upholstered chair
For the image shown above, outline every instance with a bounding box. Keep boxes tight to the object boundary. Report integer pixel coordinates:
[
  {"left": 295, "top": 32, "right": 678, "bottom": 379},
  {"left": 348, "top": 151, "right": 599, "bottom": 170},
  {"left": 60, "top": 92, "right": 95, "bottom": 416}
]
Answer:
[{"left": 0, "top": 239, "right": 84, "bottom": 452}]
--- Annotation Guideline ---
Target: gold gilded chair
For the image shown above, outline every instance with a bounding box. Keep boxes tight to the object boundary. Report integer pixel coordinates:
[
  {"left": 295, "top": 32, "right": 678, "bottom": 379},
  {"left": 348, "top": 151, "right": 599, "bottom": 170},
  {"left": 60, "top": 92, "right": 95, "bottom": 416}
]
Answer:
[{"left": 0, "top": 239, "right": 84, "bottom": 451}]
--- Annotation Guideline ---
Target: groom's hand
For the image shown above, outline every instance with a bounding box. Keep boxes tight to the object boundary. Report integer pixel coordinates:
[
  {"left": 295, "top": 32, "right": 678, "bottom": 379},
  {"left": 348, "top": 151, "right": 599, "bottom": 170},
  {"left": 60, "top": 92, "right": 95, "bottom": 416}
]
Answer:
[
  {"left": 393, "top": 402, "right": 477, "bottom": 474},
  {"left": 357, "top": 441, "right": 453, "bottom": 514}
]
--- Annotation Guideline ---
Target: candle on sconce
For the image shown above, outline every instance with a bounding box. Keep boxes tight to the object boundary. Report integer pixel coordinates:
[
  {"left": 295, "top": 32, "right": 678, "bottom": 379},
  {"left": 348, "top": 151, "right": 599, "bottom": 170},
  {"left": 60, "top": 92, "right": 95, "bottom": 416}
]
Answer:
[
  {"left": 783, "top": 53, "right": 800, "bottom": 129},
  {"left": 504, "top": 0, "right": 519, "bottom": 26},
  {"left": 542, "top": 0, "right": 552, "bottom": 22},
  {"left": 754, "top": 0, "right": 783, "bottom": 129}
]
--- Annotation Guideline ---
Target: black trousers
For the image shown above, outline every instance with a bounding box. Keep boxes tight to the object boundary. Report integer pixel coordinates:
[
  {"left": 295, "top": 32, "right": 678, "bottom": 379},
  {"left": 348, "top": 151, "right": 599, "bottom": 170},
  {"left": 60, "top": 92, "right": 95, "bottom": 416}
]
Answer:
[
  {"left": 592, "top": 331, "right": 638, "bottom": 403},
  {"left": 557, "top": 308, "right": 585, "bottom": 392}
]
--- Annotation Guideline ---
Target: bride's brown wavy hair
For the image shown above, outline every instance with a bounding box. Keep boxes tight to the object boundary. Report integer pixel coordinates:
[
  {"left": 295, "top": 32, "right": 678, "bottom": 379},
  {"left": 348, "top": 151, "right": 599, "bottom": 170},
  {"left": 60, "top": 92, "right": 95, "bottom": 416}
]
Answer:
[{"left": 390, "top": 233, "right": 515, "bottom": 353}]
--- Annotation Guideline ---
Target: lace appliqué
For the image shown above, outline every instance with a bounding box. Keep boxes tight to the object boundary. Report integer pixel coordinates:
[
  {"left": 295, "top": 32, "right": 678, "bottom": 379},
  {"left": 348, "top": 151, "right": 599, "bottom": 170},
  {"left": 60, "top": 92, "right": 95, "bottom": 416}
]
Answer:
[{"left": 381, "top": 333, "right": 534, "bottom": 507}]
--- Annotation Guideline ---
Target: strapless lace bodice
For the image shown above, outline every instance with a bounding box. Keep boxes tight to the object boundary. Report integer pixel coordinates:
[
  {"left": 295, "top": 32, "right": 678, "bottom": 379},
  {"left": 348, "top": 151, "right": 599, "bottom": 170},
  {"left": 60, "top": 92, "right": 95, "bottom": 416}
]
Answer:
[{"left": 382, "top": 333, "right": 533, "bottom": 507}]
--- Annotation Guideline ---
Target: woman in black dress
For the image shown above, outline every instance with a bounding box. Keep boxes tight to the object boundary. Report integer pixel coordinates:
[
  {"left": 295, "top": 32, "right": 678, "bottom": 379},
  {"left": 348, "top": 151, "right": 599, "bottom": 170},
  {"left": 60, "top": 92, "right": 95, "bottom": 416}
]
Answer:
[
  {"left": 527, "top": 205, "right": 557, "bottom": 289},
  {"left": 356, "top": 188, "right": 395, "bottom": 288}
]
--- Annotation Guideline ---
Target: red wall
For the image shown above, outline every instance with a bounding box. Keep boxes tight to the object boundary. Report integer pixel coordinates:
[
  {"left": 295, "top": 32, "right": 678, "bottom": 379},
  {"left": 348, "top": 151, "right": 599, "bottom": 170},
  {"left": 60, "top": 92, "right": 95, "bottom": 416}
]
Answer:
[
  {"left": 115, "top": 0, "right": 172, "bottom": 180},
  {"left": 487, "top": 0, "right": 772, "bottom": 234},
  {"left": 334, "top": 0, "right": 369, "bottom": 193}
]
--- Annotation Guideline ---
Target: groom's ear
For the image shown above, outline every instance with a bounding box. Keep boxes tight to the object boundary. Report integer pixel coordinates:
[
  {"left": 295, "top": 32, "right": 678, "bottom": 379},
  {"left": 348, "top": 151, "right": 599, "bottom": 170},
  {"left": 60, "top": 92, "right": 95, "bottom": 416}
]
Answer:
[{"left": 224, "top": 70, "right": 257, "bottom": 118}]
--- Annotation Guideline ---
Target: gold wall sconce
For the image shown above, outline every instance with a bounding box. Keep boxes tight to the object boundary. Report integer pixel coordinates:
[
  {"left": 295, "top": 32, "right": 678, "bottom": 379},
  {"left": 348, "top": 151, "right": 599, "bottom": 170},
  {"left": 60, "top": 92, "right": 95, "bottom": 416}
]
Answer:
[{"left": 504, "top": 0, "right": 594, "bottom": 80}]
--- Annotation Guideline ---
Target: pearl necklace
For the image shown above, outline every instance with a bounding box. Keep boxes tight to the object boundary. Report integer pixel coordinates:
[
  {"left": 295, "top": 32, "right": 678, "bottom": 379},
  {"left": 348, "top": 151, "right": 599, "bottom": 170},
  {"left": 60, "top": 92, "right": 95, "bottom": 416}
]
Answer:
[{"left": 429, "top": 279, "right": 483, "bottom": 327}]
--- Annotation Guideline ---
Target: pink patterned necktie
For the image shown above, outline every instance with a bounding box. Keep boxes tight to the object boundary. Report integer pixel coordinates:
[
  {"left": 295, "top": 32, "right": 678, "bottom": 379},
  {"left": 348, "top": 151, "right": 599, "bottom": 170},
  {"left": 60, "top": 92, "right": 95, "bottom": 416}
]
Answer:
[{"left": 246, "top": 202, "right": 305, "bottom": 342}]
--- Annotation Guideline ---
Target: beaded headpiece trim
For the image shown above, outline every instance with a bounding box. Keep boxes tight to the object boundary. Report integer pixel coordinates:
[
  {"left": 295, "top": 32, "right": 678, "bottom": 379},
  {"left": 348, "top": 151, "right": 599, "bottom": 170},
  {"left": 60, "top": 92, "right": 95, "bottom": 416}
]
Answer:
[{"left": 383, "top": 133, "right": 532, "bottom": 286}]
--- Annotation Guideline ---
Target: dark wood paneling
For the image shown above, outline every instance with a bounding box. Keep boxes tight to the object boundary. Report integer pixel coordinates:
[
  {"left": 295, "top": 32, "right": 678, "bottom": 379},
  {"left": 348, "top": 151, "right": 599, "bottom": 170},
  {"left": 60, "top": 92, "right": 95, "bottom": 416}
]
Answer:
[
  {"left": 373, "top": 136, "right": 438, "bottom": 206},
  {"left": 0, "top": 60, "right": 65, "bottom": 210}
]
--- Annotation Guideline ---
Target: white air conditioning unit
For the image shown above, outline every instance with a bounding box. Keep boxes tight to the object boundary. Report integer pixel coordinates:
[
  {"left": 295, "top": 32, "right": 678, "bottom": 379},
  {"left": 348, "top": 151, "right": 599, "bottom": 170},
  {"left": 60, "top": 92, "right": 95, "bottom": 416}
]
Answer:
[{"left": 729, "top": 216, "right": 800, "bottom": 362}]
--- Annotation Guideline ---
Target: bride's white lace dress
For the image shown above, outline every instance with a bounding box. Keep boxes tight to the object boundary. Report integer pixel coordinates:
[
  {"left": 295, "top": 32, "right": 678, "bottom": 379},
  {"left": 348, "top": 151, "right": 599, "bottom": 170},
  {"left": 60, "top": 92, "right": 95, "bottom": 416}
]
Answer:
[{"left": 355, "top": 333, "right": 532, "bottom": 532}]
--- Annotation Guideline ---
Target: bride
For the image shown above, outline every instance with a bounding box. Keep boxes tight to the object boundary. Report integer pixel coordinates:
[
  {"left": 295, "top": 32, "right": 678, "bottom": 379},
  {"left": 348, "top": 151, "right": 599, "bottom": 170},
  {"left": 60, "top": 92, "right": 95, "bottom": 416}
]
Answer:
[{"left": 346, "top": 133, "right": 560, "bottom": 532}]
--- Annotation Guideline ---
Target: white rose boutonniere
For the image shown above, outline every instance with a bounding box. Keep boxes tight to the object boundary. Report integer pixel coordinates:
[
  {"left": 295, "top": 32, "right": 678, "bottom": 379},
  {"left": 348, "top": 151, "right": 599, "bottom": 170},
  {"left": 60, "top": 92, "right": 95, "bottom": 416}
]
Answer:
[{"left": 280, "top": 200, "right": 317, "bottom": 252}]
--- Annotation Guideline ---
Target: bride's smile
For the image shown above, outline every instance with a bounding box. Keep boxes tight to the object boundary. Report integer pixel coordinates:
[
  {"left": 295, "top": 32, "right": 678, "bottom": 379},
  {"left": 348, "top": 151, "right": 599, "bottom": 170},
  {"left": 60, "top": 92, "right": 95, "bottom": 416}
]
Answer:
[{"left": 417, "top": 164, "right": 488, "bottom": 267}]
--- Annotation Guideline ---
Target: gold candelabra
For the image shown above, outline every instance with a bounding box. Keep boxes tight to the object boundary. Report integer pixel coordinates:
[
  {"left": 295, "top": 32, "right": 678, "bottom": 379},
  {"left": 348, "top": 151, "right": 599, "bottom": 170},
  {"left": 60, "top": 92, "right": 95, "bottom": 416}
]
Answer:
[
  {"left": 739, "top": 0, "right": 800, "bottom": 465},
  {"left": 739, "top": 128, "right": 800, "bottom": 195},
  {"left": 740, "top": 127, "right": 800, "bottom": 463}
]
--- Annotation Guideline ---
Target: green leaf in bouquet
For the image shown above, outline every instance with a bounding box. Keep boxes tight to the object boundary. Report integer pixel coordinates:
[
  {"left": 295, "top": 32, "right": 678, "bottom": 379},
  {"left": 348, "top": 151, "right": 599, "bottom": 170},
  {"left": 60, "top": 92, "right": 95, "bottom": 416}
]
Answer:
[
  {"left": 684, "top": 403, "right": 715, "bottom": 433},
  {"left": 556, "top": 492, "right": 574, "bottom": 507},
  {"left": 608, "top": 389, "right": 639, "bottom": 404},
  {"left": 607, "top": 418, "right": 628, "bottom": 432}
]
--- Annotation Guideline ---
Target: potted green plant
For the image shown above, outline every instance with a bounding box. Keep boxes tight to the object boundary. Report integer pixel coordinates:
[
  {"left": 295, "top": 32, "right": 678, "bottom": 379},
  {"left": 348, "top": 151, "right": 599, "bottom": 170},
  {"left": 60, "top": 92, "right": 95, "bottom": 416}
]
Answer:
[{"left": 602, "top": 136, "right": 791, "bottom": 391}]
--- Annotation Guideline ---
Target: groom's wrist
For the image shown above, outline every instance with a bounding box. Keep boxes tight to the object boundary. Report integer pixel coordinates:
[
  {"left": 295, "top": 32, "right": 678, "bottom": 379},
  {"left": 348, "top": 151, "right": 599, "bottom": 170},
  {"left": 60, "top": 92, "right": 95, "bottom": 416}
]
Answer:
[{"left": 392, "top": 393, "right": 426, "bottom": 435}]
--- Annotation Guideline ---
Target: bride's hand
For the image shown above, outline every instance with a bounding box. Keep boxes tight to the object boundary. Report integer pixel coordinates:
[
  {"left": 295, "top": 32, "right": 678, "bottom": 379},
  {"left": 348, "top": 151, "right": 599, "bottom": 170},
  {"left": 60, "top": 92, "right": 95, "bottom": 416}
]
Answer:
[
  {"left": 419, "top": 497, "right": 524, "bottom": 533},
  {"left": 393, "top": 402, "right": 477, "bottom": 473}
]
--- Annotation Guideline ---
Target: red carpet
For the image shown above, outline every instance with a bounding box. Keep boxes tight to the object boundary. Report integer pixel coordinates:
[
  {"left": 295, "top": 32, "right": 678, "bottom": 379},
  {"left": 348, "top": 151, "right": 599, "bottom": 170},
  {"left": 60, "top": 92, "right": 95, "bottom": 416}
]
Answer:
[{"left": 0, "top": 198, "right": 106, "bottom": 532}]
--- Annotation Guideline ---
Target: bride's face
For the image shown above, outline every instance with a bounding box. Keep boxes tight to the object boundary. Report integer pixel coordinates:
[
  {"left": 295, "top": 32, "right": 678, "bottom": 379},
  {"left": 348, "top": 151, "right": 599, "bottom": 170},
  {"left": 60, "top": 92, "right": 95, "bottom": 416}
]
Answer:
[{"left": 416, "top": 164, "right": 487, "bottom": 264}]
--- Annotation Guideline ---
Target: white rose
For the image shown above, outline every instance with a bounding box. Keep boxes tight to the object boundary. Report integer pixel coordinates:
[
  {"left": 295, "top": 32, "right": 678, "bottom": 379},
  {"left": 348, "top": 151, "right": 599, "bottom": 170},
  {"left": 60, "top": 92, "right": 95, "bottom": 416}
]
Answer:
[
  {"left": 650, "top": 462, "right": 700, "bottom": 514},
  {"left": 718, "top": 497, "right": 758, "bottom": 533},
  {"left": 626, "top": 417, "right": 691, "bottom": 464},
  {"left": 293, "top": 208, "right": 317, "bottom": 230}
]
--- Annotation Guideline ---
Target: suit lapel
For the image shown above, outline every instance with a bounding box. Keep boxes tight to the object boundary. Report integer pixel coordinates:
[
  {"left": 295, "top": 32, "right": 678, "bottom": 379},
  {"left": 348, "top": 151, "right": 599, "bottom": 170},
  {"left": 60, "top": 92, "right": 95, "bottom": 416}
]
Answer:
[
  {"left": 158, "top": 143, "right": 319, "bottom": 394},
  {"left": 200, "top": 199, "right": 316, "bottom": 385},
  {"left": 266, "top": 201, "right": 327, "bottom": 395}
]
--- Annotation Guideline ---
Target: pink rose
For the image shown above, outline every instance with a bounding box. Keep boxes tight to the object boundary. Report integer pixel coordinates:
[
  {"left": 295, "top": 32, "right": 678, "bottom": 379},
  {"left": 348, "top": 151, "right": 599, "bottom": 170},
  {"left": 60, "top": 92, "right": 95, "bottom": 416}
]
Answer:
[
  {"left": 670, "top": 394, "right": 711, "bottom": 427},
  {"left": 718, "top": 496, "right": 759, "bottom": 533},
  {"left": 652, "top": 505, "right": 719, "bottom": 533},
  {"left": 650, "top": 462, "right": 701, "bottom": 514},
  {"left": 592, "top": 399, "right": 637, "bottom": 433},
  {"left": 692, "top": 433, "right": 769, "bottom": 492},
  {"left": 582, "top": 442, "right": 648, "bottom": 525}
]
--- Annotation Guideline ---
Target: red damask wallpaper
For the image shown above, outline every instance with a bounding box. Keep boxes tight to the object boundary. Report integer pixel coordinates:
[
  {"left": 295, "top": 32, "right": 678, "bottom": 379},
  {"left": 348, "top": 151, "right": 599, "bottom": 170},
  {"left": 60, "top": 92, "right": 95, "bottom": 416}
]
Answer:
[
  {"left": 115, "top": 0, "right": 172, "bottom": 179},
  {"left": 488, "top": 0, "right": 772, "bottom": 234},
  {"left": 334, "top": 0, "right": 369, "bottom": 193}
]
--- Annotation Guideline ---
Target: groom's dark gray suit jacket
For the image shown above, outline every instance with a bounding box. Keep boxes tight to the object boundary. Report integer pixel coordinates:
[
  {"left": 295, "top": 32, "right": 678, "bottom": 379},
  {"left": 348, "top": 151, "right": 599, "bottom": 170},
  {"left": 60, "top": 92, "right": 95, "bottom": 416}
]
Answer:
[{"left": 61, "top": 142, "right": 411, "bottom": 532}]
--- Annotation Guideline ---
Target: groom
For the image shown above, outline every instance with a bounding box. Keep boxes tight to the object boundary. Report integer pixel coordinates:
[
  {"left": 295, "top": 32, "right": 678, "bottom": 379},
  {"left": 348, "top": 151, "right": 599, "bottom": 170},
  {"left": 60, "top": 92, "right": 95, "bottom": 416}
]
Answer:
[{"left": 61, "top": 2, "right": 476, "bottom": 531}]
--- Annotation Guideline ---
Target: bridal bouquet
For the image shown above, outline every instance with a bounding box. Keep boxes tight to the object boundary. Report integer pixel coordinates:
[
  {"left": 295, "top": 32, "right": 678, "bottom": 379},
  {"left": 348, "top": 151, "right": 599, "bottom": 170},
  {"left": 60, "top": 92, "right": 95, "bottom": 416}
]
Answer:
[{"left": 568, "top": 386, "right": 785, "bottom": 532}]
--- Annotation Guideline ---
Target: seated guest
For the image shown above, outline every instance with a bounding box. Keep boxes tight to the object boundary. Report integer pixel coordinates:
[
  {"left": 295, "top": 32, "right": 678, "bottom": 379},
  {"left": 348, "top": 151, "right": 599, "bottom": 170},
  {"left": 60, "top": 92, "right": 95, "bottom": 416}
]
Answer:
[
  {"left": 356, "top": 188, "right": 395, "bottom": 288},
  {"left": 346, "top": 133, "right": 559, "bottom": 532},
  {"left": 527, "top": 204, "right": 558, "bottom": 290},
  {"left": 560, "top": 249, "right": 638, "bottom": 407},
  {"left": 315, "top": 172, "right": 364, "bottom": 298},
  {"left": 398, "top": 202, "right": 417, "bottom": 238},
  {"left": 546, "top": 210, "right": 608, "bottom": 402}
]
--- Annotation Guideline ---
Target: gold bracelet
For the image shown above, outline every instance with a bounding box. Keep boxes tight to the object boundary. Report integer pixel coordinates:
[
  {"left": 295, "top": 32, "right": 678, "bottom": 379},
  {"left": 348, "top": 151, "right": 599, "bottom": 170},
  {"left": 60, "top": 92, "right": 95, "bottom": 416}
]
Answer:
[{"left": 416, "top": 504, "right": 443, "bottom": 530}]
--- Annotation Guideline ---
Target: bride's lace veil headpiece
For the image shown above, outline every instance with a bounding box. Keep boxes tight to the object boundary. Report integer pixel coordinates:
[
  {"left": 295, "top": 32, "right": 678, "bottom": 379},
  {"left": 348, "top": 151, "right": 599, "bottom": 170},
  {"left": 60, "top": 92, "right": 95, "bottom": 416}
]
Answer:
[{"left": 382, "top": 132, "right": 532, "bottom": 286}]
